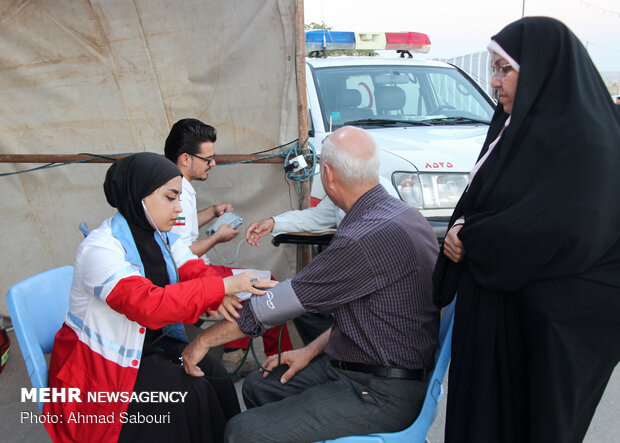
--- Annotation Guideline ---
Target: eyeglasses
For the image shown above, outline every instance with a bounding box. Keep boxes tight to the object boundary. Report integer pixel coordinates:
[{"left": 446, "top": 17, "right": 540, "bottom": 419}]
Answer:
[
  {"left": 490, "top": 63, "right": 513, "bottom": 81},
  {"left": 190, "top": 153, "right": 215, "bottom": 163}
]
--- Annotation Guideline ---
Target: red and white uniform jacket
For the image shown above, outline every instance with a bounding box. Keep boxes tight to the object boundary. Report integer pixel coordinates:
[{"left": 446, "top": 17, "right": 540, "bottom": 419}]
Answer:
[{"left": 44, "top": 213, "right": 225, "bottom": 442}]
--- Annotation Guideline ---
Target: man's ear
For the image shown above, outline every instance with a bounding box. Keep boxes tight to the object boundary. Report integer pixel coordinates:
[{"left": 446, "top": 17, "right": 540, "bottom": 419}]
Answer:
[
  {"left": 178, "top": 152, "right": 191, "bottom": 169},
  {"left": 322, "top": 163, "right": 335, "bottom": 188}
]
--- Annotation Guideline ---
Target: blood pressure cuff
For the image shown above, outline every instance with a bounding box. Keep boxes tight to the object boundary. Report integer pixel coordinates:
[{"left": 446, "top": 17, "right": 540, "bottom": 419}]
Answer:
[{"left": 249, "top": 279, "right": 306, "bottom": 329}]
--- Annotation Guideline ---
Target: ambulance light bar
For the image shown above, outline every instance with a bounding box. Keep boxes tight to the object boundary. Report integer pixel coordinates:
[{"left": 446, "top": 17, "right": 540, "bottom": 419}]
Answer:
[{"left": 305, "top": 31, "right": 431, "bottom": 53}]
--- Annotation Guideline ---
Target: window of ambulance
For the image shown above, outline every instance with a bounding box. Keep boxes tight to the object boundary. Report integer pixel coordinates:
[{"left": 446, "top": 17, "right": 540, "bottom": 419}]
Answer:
[{"left": 313, "top": 65, "right": 493, "bottom": 130}]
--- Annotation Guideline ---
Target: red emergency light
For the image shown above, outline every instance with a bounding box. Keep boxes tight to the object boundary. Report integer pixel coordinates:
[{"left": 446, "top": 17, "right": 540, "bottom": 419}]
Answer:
[{"left": 386, "top": 32, "right": 431, "bottom": 53}]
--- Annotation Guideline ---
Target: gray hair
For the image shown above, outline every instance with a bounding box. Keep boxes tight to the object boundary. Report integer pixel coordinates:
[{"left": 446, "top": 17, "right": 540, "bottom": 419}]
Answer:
[{"left": 320, "top": 134, "right": 380, "bottom": 184}]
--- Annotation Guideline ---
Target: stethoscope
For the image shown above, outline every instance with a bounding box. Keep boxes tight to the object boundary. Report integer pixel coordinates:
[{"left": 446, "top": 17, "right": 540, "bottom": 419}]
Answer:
[
  {"left": 140, "top": 200, "right": 182, "bottom": 348},
  {"left": 141, "top": 200, "right": 180, "bottom": 287}
]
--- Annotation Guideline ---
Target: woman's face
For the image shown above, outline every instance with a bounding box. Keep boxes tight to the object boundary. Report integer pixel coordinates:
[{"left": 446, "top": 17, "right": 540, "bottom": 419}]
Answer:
[
  {"left": 491, "top": 53, "right": 519, "bottom": 114},
  {"left": 142, "top": 176, "right": 183, "bottom": 232}
]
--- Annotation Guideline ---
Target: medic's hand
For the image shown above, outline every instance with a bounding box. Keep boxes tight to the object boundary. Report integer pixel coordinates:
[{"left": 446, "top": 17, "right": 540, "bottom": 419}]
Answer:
[
  {"left": 260, "top": 347, "right": 314, "bottom": 384},
  {"left": 215, "top": 224, "right": 239, "bottom": 243},
  {"left": 223, "top": 272, "right": 277, "bottom": 296},
  {"left": 208, "top": 294, "right": 243, "bottom": 322},
  {"left": 182, "top": 336, "right": 210, "bottom": 377},
  {"left": 444, "top": 224, "right": 466, "bottom": 263},
  {"left": 245, "top": 218, "right": 275, "bottom": 247},
  {"left": 213, "top": 203, "right": 234, "bottom": 217}
]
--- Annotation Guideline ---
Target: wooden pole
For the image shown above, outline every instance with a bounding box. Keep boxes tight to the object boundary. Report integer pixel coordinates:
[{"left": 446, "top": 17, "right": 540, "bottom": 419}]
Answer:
[
  {"left": 296, "top": 0, "right": 313, "bottom": 269},
  {"left": 295, "top": 0, "right": 310, "bottom": 210},
  {"left": 0, "top": 154, "right": 284, "bottom": 164}
]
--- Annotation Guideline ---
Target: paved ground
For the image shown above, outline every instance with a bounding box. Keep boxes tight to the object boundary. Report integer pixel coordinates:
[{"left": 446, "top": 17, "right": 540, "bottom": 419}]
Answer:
[{"left": 1, "top": 325, "right": 618, "bottom": 442}]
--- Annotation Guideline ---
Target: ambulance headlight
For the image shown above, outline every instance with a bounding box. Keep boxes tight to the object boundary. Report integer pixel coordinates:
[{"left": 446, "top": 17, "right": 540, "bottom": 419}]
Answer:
[{"left": 392, "top": 172, "right": 469, "bottom": 209}]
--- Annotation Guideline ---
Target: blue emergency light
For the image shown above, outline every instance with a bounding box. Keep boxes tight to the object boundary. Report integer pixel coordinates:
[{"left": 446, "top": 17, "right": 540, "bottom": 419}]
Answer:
[{"left": 305, "top": 30, "right": 355, "bottom": 51}]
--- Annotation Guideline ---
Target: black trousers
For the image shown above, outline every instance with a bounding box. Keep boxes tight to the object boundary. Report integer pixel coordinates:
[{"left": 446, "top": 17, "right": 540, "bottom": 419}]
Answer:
[
  {"left": 225, "top": 354, "right": 427, "bottom": 443},
  {"left": 118, "top": 337, "right": 240, "bottom": 443}
]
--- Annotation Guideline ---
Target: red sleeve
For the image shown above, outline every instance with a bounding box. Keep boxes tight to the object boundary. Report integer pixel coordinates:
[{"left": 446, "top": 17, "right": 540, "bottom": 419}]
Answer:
[
  {"left": 177, "top": 258, "right": 222, "bottom": 281},
  {"left": 106, "top": 272, "right": 225, "bottom": 330}
]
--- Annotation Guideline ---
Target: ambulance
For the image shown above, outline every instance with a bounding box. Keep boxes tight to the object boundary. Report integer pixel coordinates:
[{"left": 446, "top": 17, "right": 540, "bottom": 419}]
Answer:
[{"left": 305, "top": 31, "right": 495, "bottom": 240}]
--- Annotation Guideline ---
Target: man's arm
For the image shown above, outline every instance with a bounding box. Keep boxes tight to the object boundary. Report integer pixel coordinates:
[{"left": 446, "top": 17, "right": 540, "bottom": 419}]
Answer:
[
  {"left": 182, "top": 277, "right": 307, "bottom": 377},
  {"left": 182, "top": 319, "right": 246, "bottom": 377},
  {"left": 245, "top": 197, "right": 340, "bottom": 247},
  {"left": 189, "top": 224, "right": 238, "bottom": 257},
  {"left": 271, "top": 197, "right": 340, "bottom": 235}
]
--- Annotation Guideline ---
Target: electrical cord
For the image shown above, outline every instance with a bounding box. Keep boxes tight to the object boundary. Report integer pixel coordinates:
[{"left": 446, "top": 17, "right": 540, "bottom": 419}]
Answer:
[
  {"left": 0, "top": 140, "right": 305, "bottom": 178},
  {"left": 249, "top": 138, "right": 299, "bottom": 155},
  {"left": 212, "top": 139, "right": 319, "bottom": 212},
  {"left": 211, "top": 238, "right": 248, "bottom": 265},
  {"left": 1, "top": 141, "right": 317, "bottom": 183},
  {"left": 0, "top": 152, "right": 137, "bottom": 178},
  {"left": 282, "top": 140, "right": 320, "bottom": 210}
]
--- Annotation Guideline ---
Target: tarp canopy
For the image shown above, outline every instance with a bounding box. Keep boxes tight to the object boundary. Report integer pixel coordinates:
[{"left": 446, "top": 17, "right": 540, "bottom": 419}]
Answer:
[{"left": 0, "top": 0, "right": 301, "bottom": 315}]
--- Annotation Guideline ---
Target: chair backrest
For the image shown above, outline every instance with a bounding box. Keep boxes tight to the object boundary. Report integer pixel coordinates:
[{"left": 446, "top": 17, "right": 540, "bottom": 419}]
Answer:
[
  {"left": 375, "top": 85, "right": 406, "bottom": 116},
  {"left": 79, "top": 221, "right": 91, "bottom": 237},
  {"left": 6, "top": 266, "right": 73, "bottom": 412},
  {"left": 338, "top": 89, "right": 363, "bottom": 109},
  {"left": 320, "top": 298, "right": 456, "bottom": 443},
  {"left": 335, "top": 89, "right": 375, "bottom": 123}
]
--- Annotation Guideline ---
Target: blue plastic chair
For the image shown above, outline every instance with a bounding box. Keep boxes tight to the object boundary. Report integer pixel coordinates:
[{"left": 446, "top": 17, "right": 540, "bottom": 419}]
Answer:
[
  {"left": 79, "top": 221, "right": 91, "bottom": 237},
  {"left": 6, "top": 266, "right": 73, "bottom": 412},
  {"left": 320, "top": 298, "right": 456, "bottom": 443}
]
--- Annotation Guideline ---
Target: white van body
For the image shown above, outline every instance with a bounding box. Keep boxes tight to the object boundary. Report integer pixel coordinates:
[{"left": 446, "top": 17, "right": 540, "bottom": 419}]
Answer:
[{"left": 306, "top": 56, "right": 495, "bottom": 240}]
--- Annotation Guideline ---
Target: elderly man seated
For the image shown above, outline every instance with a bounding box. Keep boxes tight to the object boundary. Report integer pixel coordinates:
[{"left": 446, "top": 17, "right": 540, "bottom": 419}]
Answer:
[{"left": 182, "top": 126, "right": 440, "bottom": 442}]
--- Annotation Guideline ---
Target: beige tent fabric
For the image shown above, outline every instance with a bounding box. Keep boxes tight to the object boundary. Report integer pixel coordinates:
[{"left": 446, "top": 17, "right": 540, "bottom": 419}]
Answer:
[{"left": 0, "top": 0, "right": 301, "bottom": 315}]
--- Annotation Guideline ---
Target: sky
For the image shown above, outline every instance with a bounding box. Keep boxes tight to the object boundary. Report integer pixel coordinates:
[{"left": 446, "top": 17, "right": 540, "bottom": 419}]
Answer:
[{"left": 304, "top": 0, "right": 620, "bottom": 73}]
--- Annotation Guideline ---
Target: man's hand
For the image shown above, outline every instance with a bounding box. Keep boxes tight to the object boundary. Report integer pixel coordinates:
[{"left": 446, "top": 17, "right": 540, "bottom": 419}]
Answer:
[
  {"left": 213, "top": 203, "right": 233, "bottom": 217},
  {"left": 444, "top": 224, "right": 466, "bottom": 263},
  {"left": 261, "top": 347, "right": 315, "bottom": 384},
  {"left": 182, "top": 335, "right": 210, "bottom": 377},
  {"left": 182, "top": 319, "right": 247, "bottom": 377},
  {"left": 245, "top": 218, "right": 275, "bottom": 247},
  {"left": 214, "top": 224, "right": 239, "bottom": 243}
]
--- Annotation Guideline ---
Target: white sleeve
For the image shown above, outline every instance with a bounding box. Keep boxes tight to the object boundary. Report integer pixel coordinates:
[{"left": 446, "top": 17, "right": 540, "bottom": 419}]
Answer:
[
  {"left": 75, "top": 236, "right": 141, "bottom": 303},
  {"left": 169, "top": 235, "right": 199, "bottom": 270},
  {"left": 272, "top": 197, "right": 340, "bottom": 236}
]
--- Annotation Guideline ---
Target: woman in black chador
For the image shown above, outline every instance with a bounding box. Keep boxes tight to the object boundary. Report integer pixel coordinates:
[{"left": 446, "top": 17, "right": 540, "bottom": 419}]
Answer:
[{"left": 434, "top": 17, "right": 620, "bottom": 442}]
